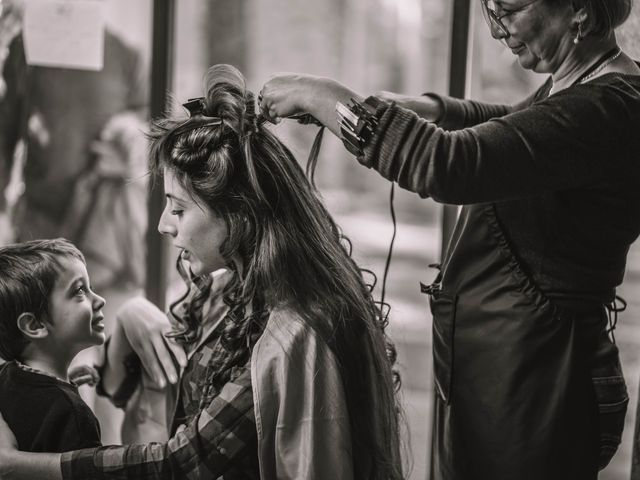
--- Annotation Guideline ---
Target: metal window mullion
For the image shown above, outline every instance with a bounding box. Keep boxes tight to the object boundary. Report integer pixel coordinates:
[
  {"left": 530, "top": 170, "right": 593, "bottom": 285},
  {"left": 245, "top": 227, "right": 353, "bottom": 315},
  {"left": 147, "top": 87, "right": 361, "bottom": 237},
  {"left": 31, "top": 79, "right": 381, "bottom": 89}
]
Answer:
[
  {"left": 145, "top": 0, "right": 175, "bottom": 308},
  {"left": 429, "top": 1, "right": 474, "bottom": 479},
  {"left": 440, "top": 0, "right": 474, "bottom": 263}
]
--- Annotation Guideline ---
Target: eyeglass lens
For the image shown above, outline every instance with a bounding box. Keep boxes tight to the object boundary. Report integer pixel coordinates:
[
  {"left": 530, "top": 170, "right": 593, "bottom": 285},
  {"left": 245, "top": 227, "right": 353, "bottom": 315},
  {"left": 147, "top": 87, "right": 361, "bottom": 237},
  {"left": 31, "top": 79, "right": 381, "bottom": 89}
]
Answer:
[{"left": 481, "top": 0, "right": 509, "bottom": 38}]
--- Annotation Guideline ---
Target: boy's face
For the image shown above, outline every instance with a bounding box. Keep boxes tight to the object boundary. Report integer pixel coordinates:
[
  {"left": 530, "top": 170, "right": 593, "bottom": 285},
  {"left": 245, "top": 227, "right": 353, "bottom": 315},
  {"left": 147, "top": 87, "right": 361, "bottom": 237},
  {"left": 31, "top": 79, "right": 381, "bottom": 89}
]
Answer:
[{"left": 46, "top": 256, "right": 106, "bottom": 352}]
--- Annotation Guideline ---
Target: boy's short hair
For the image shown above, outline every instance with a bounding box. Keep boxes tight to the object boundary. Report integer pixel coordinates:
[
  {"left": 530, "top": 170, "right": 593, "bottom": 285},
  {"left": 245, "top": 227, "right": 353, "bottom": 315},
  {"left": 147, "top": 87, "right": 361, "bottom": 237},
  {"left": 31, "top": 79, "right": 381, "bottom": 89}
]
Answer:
[{"left": 0, "top": 238, "right": 85, "bottom": 361}]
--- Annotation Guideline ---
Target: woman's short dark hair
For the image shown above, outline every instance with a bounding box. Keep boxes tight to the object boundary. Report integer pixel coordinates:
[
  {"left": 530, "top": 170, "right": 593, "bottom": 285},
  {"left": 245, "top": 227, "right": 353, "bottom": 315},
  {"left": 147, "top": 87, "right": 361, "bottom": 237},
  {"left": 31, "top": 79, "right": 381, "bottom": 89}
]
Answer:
[{"left": 570, "top": 0, "right": 633, "bottom": 38}]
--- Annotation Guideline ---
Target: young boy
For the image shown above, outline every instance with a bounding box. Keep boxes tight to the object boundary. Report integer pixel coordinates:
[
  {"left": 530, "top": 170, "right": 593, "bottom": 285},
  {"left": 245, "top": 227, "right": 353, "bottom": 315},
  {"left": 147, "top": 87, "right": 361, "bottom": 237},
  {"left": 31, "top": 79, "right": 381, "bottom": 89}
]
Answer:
[{"left": 0, "top": 238, "right": 106, "bottom": 452}]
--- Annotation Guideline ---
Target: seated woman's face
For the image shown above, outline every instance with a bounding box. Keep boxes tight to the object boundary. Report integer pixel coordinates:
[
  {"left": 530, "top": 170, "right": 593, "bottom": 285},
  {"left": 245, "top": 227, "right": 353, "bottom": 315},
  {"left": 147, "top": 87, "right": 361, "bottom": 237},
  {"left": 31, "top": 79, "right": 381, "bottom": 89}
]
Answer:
[
  {"left": 158, "top": 168, "right": 228, "bottom": 276},
  {"left": 493, "top": 0, "right": 577, "bottom": 74}
]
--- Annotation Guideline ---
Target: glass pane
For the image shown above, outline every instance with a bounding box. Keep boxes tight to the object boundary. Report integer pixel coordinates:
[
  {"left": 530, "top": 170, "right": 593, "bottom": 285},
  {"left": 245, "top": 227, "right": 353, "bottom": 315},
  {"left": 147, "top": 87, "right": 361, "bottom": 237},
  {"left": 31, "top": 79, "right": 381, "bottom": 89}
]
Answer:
[
  {"left": 469, "top": 2, "right": 540, "bottom": 104},
  {"left": 0, "top": 0, "right": 153, "bottom": 444}
]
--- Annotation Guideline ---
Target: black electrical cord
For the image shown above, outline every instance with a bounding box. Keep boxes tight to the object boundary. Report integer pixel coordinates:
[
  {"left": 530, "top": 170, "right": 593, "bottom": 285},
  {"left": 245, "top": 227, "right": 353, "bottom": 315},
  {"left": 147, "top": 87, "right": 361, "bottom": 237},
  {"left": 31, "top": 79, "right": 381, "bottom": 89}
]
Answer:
[
  {"left": 379, "top": 183, "right": 396, "bottom": 318},
  {"left": 294, "top": 116, "right": 397, "bottom": 322}
]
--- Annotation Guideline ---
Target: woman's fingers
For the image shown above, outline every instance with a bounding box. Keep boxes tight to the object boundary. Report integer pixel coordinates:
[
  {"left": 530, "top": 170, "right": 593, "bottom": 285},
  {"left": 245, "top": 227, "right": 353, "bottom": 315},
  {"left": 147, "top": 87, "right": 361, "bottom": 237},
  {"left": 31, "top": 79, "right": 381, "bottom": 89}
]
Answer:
[
  {"left": 260, "top": 74, "right": 359, "bottom": 137},
  {"left": 136, "top": 325, "right": 187, "bottom": 388},
  {"left": 118, "top": 297, "right": 186, "bottom": 387},
  {"left": 167, "top": 336, "right": 188, "bottom": 369},
  {"left": 138, "top": 337, "right": 168, "bottom": 388},
  {"left": 257, "top": 90, "right": 282, "bottom": 124},
  {"left": 259, "top": 73, "right": 306, "bottom": 120},
  {"left": 149, "top": 333, "right": 183, "bottom": 386}
]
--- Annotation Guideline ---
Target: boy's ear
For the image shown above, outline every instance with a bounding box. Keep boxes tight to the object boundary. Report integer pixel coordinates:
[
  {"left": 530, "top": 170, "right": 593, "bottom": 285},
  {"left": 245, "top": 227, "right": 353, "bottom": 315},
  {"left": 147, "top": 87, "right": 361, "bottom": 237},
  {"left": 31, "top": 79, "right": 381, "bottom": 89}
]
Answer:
[{"left": 16, "top": 312, "right": 49, "bottom": 339}]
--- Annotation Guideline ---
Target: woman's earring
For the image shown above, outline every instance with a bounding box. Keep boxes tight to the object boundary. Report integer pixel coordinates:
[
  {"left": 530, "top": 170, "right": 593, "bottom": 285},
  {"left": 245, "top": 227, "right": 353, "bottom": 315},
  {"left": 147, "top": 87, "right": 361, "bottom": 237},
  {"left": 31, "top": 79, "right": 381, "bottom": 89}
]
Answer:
[{"left": 573, "top": 21, "right": 583, "bottom": 44}]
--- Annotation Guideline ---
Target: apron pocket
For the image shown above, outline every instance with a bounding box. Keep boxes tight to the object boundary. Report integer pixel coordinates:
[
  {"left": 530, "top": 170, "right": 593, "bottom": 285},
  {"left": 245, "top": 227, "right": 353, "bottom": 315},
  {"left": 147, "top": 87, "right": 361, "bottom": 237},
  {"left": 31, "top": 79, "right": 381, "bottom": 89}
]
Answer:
[
  {"left": 592, "top": 373, "right": 628, "bottom": 470},
  {"left": 430, "top": 292, "right": 457, "bottom": 405}
]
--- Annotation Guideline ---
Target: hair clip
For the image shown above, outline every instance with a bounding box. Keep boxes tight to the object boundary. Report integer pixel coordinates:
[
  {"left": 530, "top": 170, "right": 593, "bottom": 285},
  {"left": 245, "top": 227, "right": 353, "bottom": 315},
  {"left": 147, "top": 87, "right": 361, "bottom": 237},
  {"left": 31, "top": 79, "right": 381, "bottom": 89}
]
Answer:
[
  {"left": 182, "top": 97, "right": 223, "bottom": 124},
  {"left": 182, "top": 97, "right": 207, "bottom": 117},
  {"left": 176, "top": 97, "right": 223, "bottom": 134}
]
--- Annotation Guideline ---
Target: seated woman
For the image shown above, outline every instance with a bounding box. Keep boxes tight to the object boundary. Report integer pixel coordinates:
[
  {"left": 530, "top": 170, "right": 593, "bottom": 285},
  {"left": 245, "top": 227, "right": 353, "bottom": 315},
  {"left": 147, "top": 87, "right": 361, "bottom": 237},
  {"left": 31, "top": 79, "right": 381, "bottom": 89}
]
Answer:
[{"left": 0, "top": 64, "right": 404, "bottom": 480}]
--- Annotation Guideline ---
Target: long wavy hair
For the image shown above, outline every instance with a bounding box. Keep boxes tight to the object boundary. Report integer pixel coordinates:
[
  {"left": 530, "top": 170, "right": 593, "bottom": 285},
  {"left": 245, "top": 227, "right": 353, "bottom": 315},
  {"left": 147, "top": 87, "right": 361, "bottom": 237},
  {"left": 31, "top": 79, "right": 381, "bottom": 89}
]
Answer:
[{"left": 149, "top": 64, "right": 403, "bottom": 480}]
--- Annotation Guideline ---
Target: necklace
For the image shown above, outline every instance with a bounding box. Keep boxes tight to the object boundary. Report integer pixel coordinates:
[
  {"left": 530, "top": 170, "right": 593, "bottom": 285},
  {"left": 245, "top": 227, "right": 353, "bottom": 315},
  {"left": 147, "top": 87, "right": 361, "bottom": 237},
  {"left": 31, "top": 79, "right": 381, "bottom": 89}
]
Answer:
[
  {"left": 578, "top": 47, "right": 623, "bottom": 84},
  {"left": 15, "top": 360, "right": 72, "bottom": 385}
]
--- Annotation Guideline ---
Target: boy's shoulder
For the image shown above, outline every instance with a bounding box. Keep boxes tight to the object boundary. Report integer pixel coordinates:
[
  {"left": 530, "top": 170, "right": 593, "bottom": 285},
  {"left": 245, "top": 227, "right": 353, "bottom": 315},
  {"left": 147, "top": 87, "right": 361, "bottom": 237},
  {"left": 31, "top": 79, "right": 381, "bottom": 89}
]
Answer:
[
  {"left": 0, "top": 361, "right": 77, "bottom": 396},
  {"left": 0, "top": 361, "right": 101, "bottom": 451}
]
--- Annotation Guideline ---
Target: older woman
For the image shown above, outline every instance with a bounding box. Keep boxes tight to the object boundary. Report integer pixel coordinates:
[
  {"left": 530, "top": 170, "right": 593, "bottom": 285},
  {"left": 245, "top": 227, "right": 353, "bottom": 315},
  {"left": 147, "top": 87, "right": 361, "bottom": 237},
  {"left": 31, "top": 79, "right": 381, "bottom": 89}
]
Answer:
[{"left": 258, "top": 1, "right": 640, "bottom": 479}]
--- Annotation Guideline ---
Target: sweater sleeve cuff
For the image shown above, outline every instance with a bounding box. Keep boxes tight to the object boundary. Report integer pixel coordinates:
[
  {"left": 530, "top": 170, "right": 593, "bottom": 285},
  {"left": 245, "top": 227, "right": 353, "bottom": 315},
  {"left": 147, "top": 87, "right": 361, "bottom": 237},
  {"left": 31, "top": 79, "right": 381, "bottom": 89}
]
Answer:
[
  {"left": 422, "top": 92, "right": 467, "bottom": 130},
  {"left": 359, "top": 104, "right": 419, "bottom": 182}
]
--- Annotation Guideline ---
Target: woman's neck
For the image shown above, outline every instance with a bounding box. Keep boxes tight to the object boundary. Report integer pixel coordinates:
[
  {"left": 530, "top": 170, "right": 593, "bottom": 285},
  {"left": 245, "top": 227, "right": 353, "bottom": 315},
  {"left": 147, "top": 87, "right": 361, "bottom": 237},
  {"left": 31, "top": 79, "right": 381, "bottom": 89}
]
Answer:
[{"left": 550, "top": 36, "right": 618, "bottom": 95}]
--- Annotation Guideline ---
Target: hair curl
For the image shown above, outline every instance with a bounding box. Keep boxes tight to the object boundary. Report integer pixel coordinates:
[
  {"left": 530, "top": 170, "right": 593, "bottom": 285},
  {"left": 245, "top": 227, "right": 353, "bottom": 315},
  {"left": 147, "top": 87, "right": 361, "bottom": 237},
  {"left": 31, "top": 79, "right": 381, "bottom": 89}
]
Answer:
[{"left": 149, "top": 64, "right": 404, "bottom": 480}]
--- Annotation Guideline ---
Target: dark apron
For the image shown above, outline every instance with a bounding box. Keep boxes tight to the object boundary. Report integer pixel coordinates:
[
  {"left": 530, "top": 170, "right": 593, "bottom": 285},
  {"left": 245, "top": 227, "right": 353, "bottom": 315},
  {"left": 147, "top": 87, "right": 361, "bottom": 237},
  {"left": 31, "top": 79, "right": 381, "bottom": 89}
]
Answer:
[{"left": 426, "top": 203, "right": 628, "bottom": 480}]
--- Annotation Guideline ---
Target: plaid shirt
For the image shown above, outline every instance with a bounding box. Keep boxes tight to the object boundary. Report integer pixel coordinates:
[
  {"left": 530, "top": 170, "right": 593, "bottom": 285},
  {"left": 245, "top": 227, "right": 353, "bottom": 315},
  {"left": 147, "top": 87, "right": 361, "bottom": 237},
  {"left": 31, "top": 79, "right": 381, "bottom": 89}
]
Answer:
[
  {"left": 61, "top": 272, "right": 260, "bottom": 479},
  {"left": 61, "top": 362, "right": 259, "bottom": 479}
]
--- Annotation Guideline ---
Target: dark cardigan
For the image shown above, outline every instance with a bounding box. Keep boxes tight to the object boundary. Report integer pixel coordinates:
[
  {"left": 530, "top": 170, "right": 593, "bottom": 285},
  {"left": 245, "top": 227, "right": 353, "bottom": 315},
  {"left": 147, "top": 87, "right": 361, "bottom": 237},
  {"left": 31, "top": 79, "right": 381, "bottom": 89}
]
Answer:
[{"left": 361, "top": 72, "right": 640, "bottom": 302}]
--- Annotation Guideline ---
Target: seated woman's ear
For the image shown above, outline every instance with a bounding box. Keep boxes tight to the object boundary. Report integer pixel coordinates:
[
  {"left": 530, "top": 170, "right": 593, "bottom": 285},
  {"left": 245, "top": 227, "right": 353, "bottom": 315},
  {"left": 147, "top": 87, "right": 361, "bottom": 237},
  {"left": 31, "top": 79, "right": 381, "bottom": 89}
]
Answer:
[{"left": 16, "top": 312, "right": 48, "bottom": 339}]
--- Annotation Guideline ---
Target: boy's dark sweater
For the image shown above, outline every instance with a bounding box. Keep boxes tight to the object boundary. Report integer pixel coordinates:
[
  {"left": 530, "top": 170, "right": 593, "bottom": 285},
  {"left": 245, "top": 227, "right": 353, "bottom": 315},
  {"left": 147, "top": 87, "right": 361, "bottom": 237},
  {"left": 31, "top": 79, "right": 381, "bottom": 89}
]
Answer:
[{"left": 0, "top": 361, "right": 101, "bottom": 452}]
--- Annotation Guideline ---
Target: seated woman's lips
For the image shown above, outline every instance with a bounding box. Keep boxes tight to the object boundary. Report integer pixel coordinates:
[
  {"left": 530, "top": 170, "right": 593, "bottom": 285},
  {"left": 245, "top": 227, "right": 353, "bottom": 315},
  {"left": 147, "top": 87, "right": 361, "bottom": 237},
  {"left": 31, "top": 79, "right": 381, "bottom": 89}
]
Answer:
[{"left": 92, "top": 316, "right": 105, "bottom": 332}]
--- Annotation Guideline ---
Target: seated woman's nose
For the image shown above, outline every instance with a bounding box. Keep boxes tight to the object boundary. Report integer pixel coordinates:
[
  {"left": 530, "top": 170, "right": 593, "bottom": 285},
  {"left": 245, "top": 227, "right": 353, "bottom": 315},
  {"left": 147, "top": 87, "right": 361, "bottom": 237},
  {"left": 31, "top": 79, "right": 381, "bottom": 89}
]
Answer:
[{"left": 158, "top": 212, "right": 176, "bottom": 236}]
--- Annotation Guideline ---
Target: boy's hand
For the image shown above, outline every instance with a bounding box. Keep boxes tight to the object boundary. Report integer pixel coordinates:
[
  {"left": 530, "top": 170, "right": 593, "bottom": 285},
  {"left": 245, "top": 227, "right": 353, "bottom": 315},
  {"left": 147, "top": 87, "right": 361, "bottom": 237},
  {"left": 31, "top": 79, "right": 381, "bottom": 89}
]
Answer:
[
  {"left": 0, "top": 412, "right": 18, "bottom": 474},
  {"left": 68, "top": 365, "right": 100, "bottom": 387}
]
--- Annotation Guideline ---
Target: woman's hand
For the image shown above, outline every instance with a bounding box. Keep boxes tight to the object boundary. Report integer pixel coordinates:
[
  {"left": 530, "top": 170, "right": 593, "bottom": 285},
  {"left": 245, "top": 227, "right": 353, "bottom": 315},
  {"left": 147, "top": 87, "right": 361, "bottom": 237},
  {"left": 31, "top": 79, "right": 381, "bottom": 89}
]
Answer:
[
  {"left": 117, "top": 297, "right": 187, "bottom": 388},
  {"left": 0, "top": 412, "right": 18, "bottom": 476},
  {"left": 258, "top": 73, "right": 313, "bottom": 122},
  {"left": 260, "top": 73, "right": 363, "bottom": 137},
  {"left": 375, "top": 91, "right": 442, "bottom": 122}
]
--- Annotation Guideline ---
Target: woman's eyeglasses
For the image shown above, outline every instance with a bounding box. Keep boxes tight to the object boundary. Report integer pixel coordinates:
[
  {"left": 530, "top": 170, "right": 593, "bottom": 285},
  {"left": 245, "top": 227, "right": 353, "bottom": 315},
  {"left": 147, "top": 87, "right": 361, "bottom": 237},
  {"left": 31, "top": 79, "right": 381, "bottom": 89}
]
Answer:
[{"left": 480, "top": 0, "right": 538, "bottom": 39}]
